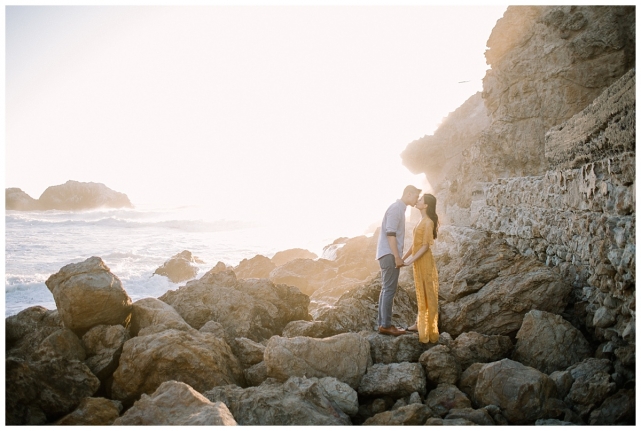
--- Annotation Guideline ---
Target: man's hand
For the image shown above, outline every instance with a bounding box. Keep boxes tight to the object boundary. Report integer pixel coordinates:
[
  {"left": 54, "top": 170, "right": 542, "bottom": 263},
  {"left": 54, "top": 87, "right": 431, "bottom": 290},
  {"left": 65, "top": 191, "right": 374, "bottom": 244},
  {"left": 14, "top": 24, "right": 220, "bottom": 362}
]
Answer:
[{"left": 395, "top": 256, "right": 404, "bottom": 268}]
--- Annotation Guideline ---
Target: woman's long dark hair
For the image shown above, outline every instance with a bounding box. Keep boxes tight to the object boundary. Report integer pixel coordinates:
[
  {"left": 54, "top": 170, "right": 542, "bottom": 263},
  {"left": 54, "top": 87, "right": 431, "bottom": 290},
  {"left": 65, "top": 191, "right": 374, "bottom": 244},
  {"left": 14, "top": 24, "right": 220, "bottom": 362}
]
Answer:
[{"left": 423, "top": 194, "right": 439, "bottom": 239}]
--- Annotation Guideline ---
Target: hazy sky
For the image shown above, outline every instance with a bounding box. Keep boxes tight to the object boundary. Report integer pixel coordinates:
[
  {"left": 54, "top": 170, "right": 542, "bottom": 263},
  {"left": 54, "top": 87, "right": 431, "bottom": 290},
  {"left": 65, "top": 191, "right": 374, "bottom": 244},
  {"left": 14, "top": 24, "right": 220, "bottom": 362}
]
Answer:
[{"left": 6, "top": 4, "right": 507, "bottom": 233}]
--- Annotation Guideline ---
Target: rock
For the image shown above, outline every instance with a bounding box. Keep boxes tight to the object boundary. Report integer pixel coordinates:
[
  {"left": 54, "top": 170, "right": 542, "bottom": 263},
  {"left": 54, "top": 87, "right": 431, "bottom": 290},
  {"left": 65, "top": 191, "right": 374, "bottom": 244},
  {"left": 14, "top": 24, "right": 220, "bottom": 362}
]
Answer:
[
  {"left": 363, "top": 403, "right": 434, "bottom": 425},
  {"left": 425, "top": 417, "right": 477, "bottom": 425},
  {"left": 474, "top": 359, "right": 557, "bottom": 424},
  {"left": 159, "top": 270, "right": 309, "bottom": 342},
  {"left": 35, "top": 180, "right": 133, "bottom": 211},
  {"left": 312, "top": 277, "right": 417, "bottom": 334},
  {"left": 55, "top": 397, "right": 123, "bottom": 425},
  {"left": 458, "top": 363, "right": 484, "bottom": 404},
  {"left": 316, "top": 376, "right": 360, "bottom": 416},
  {"left": 264, "top": 333, "right": 371, "bottom": 389},
  {"left": 230, "top": 337, "right": 265, "bottom": 368},
  {"left": 271, "top": 248, "right": 319, "bottom": 266},
  {"left": 418, "top": 344, "right": 460, "bottom": 385},
  {"left": 204, "top": 376, "right": 352, "bottom": 425},
  {"left": 588, "top": 389, "right": 635, "bottom": 425},
  {"left": 45, "top": 257, "right": 132, "bottom": 335},
  {"left": 35, "top": 328, "right": 86, "bottom": 362},
  {"left": 153, "top": 250, "right": 202, "bottom": 283},
  {"left": 449, "top": 331, "right": 513, "bottom": 370},
  {"left": 234, "top": 254, "right": 276, "bottom": 279},
  {"left": 281, "top": 320, "right": 335, "bottom": 338},
  {"left": 549, "top": 370, "right": 574, "bottom": 400},
  {"left": 269, "top": 258, "right": 336, "bottom": 296},
  {"left": 129, "top": 297, "right": 192, "bottom": 336},
  {"left": 81, "top": 324, "right": 129, "bottom": 383},
  {"left": 366, "top": 331, "right": 433, "bottom": 364},
  {"left": 114, "top": 381, "right": 237, "bottom": 425},
  {"left": 564, "top": 358, "right": 616, "bottom": 418},
  {"left": 535, "top": 418, "right": 579, "bottom": 425},
  {"left": 244, "top": 361, "right": 269, "bottom": 387},
  {"left": 358, "top": 362, "right": 427, "bottom": 398},
  {"left": 5, "top": 187, "right": 39, "bottom": 210},
  {"left": 513, "top": 310, "right": 593, "bottom": 374},
  {"left": 425, "top": 384, "right": 472, "bottom": 418},
  {"left": 445, "top": 407, "right": 495, "bottom": 425},
  {"left": 6, "top": 356, "right": 101, "bottom": 424},
  {"left": 6, "top": 306, "right": 63, "bottom": 352},
  {"left": 198, "top": 320, "right": 226, "bottom": 338},
  {"left": 111, "top": 328, "right": 245, "bottom": 406},
  {"left": 440, "top": 249, "right": 573, "bottom": 338}
]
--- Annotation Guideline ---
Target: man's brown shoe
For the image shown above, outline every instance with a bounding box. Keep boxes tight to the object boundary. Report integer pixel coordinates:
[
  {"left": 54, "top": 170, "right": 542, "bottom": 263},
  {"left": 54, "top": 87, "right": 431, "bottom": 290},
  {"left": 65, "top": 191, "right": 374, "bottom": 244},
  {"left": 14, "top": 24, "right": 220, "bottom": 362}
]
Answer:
[{"left": 378, "top": 325, "right": 406, "bottom": 336}]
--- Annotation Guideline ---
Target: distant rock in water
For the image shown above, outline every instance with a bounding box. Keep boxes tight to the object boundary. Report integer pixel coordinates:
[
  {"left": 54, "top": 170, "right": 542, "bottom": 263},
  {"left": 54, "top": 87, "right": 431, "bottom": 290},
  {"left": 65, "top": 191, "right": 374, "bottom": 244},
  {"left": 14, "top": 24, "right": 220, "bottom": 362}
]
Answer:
[
  {"left": 154, "top": 250, "right": 204, "bottom": 283},
  {"left": 6, "top": 180, "right": 133, "bottom": 211}
]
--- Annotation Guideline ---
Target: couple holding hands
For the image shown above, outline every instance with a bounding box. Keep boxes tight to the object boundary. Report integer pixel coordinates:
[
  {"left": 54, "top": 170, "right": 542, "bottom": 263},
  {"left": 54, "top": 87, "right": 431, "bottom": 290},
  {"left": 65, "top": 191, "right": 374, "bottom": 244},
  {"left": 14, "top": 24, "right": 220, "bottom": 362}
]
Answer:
[{"left": 376, "top": 185, "right": 439, "bottom": 344}]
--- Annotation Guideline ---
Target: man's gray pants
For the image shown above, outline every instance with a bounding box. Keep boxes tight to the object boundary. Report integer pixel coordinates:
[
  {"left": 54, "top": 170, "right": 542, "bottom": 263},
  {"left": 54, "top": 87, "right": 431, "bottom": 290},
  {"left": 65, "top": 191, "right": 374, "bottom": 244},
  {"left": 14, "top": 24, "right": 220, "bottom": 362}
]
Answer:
[{"left": 377, "top": 254, "right": 400, "bottom": 328}]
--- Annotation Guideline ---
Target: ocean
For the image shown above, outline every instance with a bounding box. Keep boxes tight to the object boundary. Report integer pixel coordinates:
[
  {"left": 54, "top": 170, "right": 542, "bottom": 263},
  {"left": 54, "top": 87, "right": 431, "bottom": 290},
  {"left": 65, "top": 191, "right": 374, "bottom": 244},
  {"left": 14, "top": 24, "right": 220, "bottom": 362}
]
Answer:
[{"left": 5, "top": 205, "right": 365, "bottom": 317}]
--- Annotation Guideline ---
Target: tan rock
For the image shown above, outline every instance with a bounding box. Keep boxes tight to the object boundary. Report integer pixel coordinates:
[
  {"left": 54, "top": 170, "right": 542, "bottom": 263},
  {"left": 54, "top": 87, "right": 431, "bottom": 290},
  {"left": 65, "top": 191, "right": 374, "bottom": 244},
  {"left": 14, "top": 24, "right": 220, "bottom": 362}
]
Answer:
[
  {"left": 363, "top": 403, "right": 434, "bottom": 425},
  {"left": 111, "top": 328, "right": 244, "bottom": 405},
  {"left": 449, "top": 331, "right": 513, "bottom": 370},
  {"left": 81, "top": 324, "right": 129, "bottom": 382},
  {"left": 588, "top": 389, "right": 635, "bottom": 425},
  {"left": 425, "top": 383, "right": 472, "bottom": 418},
  {"left": 55, "top": 397, "right": 122, "bottom": 425},
  {"left": 35, "top": 328, "right": 86, "bottom": 362},
  {"left": 358, "top": 362, "right": 427, "bottom": 398},
  {"left": 271, "top": 248, "right": 318, "bottom": 266},
  {"left": 234, "top": 254, "right": 275, "bottom": 279},
  {"left": 129, "top": 297, "right": 192, "bottom": 336},
  {"left": 565, "top": 358, "right": 616, "bottom": 418},
  {"left": 264, "top": 333, "right": 371, "bottom": 389},
  {"left": 114, "top": 380, "right": 237, "bottom": 425},
  {"left": 45, "top": 257, "right": 132, "bottom": 335},
  {"left": 366, "top": 331, "right": 433, "bottom": 364},
  {"left": 419, "top": 344, "right": 460, "bottom": 385},
  {"left": 153, "top": 250, "right": 202, "bottom": 283},
  {"left": 269, "top": 258, "right": 336, "bottom": 296}
]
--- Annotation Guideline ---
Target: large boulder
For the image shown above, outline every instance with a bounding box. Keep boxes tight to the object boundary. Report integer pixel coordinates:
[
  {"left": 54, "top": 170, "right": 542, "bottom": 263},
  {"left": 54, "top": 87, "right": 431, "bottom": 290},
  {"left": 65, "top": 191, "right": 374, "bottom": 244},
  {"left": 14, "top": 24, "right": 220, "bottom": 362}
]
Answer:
[
  {"left": 268, "top": 258, "right": 337, "bottom": 296},
  {"left": 229, "top": 337, "right": 265, "bottom": 368},
  {"left": 448, "top": 331, "right": 514, "bottom": 370},
  {"left": 588, "top": 389, "right": 635, "bottom": 425},
  {"left": 474, "top": 359, "right": 557, "bottom": 424},
  {"left": 445, "top": 407, "right": 496, "bottom": 425},
  {"left": 425, "top": 383, "right": 472, "bottom": 418},
  {"left": 271, "top": 248, "right": 318, "bottom": 266},
  {"left": 357, "top": 362, "right": 427, "bottom": 398},
  {"left": 55, "top": 397, "right": 123, "bottom": 425},
  {"left": 34, "top": 328, "right": 86, "bottom": 362},
  {"left": 159, "top": 270, "right": 309, "bottom": 342},
  {"left": 363, "top": 403, "right": 435, "bottom": 425},
  {"left": 81, "top": 324, "right": 129, "bottom": 383},
  {"left": 110, "top": 328, "right": 245, "bottom": 406},
  {"left": 36, "top": 180, "right": 133, "bottom": 210},
  {"left": 153, "top": 250, "right": 203, "bottom": 283},
  {"left": 513, "top": 310, "right": 593, "bottom": 374},
  {"left": 6, "top": 357, "right": 101, "bottom": 425},
  {"left": 204, "top": 377, "right": 353, "bottom": 425},
  {"left": 564, "top": 358, "right": 616, "bottom": 419},
  {"left": 264, "top": 333, "right": 371, "bottom": 389},
  {"left": 128, "top": 297, "right": 192, "bottom": 336},
  {"left": 365, "top": 331, "right": 433, "bottom": 364},
  {"left": 234, "top": 254, "right": 275, "bottom": 279},
  {"left": 114, "top": 381, "right": 237, "bottom": 425},
  {"left": 6, "top": 307, "right": 65, "bottom": 362},
  {"left": 45, "top": 257, "right": 132, "bottom": 335},
  {"left": 418, "top": 344, "right": 460, "bottom": 385}
]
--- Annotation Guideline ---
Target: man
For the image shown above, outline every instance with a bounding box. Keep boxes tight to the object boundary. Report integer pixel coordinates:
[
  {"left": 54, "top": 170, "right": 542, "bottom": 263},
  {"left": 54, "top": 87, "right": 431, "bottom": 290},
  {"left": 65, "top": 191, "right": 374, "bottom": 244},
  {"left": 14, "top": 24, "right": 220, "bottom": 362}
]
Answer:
[{"left": 376, "top": 185, "right": 421, "bottom": 336}]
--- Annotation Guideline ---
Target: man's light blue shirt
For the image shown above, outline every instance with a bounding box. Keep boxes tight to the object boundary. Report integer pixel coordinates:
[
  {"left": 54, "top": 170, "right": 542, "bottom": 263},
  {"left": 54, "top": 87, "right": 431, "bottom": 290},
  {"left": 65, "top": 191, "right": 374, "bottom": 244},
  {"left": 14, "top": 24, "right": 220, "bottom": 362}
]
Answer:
[{"left": 376, "top": 199, "right": 406, "bottom": 260}]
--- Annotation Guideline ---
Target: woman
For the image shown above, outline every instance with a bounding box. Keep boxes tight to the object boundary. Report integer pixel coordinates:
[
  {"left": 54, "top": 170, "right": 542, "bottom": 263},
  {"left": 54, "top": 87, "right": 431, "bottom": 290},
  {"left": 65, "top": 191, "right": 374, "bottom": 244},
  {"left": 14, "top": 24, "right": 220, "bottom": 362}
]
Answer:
[{"left": 402, "top": 193, "right": 440, "bottom": 344}]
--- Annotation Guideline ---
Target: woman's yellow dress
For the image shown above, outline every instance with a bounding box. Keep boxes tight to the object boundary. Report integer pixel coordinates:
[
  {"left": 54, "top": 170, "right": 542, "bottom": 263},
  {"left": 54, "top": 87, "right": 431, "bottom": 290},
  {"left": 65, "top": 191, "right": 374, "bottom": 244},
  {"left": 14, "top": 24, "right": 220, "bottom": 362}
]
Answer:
[{"left": 412, "top": 217, "right": 439, "bottom": 343}]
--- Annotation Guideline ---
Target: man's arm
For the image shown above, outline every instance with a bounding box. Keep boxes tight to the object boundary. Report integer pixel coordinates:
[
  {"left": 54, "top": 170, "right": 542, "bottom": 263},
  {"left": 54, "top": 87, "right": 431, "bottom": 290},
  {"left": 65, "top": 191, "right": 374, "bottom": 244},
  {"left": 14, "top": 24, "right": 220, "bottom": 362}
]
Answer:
[{"left": 387, "top": 235, "right": 404, "bottom": 268}]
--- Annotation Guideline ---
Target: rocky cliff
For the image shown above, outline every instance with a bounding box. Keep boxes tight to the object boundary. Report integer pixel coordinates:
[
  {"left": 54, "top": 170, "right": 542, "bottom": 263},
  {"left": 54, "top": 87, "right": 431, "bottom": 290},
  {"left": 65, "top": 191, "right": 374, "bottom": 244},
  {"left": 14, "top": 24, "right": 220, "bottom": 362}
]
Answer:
[{"left": 6, "top": 180, "right": 133, "bottom": 211}]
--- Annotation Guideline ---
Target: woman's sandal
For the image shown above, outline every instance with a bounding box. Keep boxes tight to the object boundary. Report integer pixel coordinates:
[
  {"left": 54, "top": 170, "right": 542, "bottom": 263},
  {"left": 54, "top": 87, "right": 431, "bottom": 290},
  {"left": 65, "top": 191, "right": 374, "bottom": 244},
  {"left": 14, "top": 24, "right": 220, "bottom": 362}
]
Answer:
[{"left": 405, "top": 326, "right": 418, "bottom": 333}]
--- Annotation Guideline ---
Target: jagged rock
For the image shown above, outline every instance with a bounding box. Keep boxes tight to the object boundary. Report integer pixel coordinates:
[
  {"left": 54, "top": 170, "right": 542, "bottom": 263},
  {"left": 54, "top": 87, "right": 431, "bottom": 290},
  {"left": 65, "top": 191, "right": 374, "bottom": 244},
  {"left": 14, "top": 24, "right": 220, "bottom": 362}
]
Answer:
[
  {"left": 271, "top": 248, "right": 319, "bottom": 266},
  {"left": 474, "top": 359, "right": 557, "bottom": 424},
  {"left": 365, "top": 331, "right": 433, "bottom": 364},
  {"left": 564, "top": 358, "right": 616, "bottom": 418},
  {"left": 111, "top": 329, "right": 245, "bottom": 406},
  {"left": 204, "top": 377, "right": 352, "bottom": 425},
  {"left": 535, "top": 418, "right": 579, "bottom": 425},
  {"left": 419, "top": 344, "right": 460, "bottom": 385},
  {"left": 198, "top": 320, "right": 226, "bottom": 338},
  {"left": 234, "top": 254, "right": 276, "bottom": 279},
  {"left": 588, "top": 389, "right": 635, "bottom": 425},
  {"left": 81, "top": 324, "right": 129, "bottom": 382},
  {"left": 445, "top": 407, "right": 496, "bottom": 425},
  {"left": 268, "top": 258, "right": 336, "bottom": 296},
  {"left": 363, "top": 403, "right": 434, "bottom": 425},
  {"left": 114, "top": 381, "right": 237, "bottom": 425},
  {"left": 425, "top": 417, "right": 477, "bottom": 425},
  {"left": 316, "top": 376, "right": 360, "bottom": 416},
  {"left": 244, "top": 361, "right": 269, "bottom": 387},
  {"left": 513, "top": 310, "right": 593, "bottom": 374},
  {"left": 45, "top": 257, "right": 132, "bottom": 335},
  {"left": 35, "top": 328, "right": 86, "bottom": 362},
  {"left": 281, "top": 320, "right": 336, "bottom": 338},
  {"left": 159, "top": 270, "right": 309, "bottom": 342},
  {"left": 449, "top": 331, "right": 513, "bottom": 370},
  {"left": 5, "top": 187, "right": 40, "bottom": 210},
  {"left": 311, "top": 277, "right": 417, "bottom": 334},
  {"left": 153, "top": 250, "right": 202, "bottom": 283},
  {"left": 55, "top": 397, "right": 122, "bottom": 425},
  {"left": 458, "top": 363, "right": 484, "bottom": 405},
  {"left": 230, "top": 337, "right": 265, "bottom": 368},
  {"left": 425, "top": 383, "right": 472, "bottom": 418},
  {"left": 264, "top": 333, "right": 371, "bottom": 389},
  {"left": 36, "top": 180, "right": 133, "bottom": 211},
  {"left": 6, "top": 356, "right": 101, "bottom": 425},
  {"left": 549, "top": 370, "right": 574, "bottom": 400},
  {"left": 129, "top": 297, "right": 192, "bottom": 336},
  {"left": 358, "top": 362, "right": 427, "bottom": 398}
]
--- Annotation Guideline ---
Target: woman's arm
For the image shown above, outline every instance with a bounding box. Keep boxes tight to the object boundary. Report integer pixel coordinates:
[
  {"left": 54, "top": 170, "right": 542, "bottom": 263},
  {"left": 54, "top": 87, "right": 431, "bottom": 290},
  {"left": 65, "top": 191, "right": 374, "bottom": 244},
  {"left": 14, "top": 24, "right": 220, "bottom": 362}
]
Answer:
[
  {"left": 404, "top": 244, "right": 429, "bottom": 266},
  {"left": 402, "top": 249, "right": 412, "bottom": 260}
]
